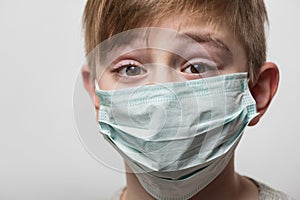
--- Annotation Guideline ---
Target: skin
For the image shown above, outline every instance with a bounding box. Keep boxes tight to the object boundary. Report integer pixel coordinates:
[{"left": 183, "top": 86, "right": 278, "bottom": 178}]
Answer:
[{"left": 82, "top": 15, "right": 279, "bottom": 200}]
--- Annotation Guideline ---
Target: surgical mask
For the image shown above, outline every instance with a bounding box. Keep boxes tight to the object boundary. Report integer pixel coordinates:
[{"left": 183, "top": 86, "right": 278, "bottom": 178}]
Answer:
[{"left": 96, "top": 73, "right": 258, "bottom": 200}]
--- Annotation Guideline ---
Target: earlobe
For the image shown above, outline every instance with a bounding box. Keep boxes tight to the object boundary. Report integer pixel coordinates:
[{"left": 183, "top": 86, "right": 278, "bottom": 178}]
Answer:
[
  {"left": 81, "top": 65, "right": 100, "bottom": 119},
  {"left": 248, "top": 62, "right": 279, "bottom": 126}
]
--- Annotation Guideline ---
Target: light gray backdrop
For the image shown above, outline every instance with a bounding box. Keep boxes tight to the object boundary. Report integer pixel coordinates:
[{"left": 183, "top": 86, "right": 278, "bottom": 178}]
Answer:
[{"left": 0, "top": 0, "right": 299, "bottom": 199}]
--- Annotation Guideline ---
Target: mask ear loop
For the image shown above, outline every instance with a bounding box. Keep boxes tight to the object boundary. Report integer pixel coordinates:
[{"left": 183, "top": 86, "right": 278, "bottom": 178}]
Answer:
[
  {"left": 95, "top": 79, "right": 100, "bottom": 91},
  {"left": 245, "top": 72, "right": 260, "bottom": 119},
  {"left": 246, "top": 72, "right": 251, "bottom": 84}
]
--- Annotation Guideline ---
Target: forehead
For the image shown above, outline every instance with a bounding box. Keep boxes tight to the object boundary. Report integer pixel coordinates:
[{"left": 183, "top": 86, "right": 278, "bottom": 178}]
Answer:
[
  {"left": 96, "top": 27, "right": 229, "bottom": 67},
  {"left": 94, "top": 15, "right": 246, "bottom": 66}
]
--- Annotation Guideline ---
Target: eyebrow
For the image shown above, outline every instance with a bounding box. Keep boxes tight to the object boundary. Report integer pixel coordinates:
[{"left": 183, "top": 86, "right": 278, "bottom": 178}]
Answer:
[
  {"left": 181, "top": 32, "right": 232, "bottom": 54},
  {"left": 103, "top": 30, "right": 233, "bottom": 62}
]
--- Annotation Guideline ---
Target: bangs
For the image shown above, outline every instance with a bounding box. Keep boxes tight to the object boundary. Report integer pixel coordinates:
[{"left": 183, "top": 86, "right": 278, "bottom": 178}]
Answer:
[{"left": 84, "top": 0, "right": 226, "bottom": 53}]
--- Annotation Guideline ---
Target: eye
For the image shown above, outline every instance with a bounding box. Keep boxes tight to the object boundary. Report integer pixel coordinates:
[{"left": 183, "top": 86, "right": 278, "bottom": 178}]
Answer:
[
  {"left": 117, "top": 63, "right": 147, "bottom": 77},
  {"left": 182, "top": 63, "right": 212, "bottom": 74}
]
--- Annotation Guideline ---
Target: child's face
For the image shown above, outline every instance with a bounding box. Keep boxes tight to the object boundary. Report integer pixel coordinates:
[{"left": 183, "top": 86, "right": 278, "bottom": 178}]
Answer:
[{"left": 95, "top": 16, "right": 248, "bottom": 90}]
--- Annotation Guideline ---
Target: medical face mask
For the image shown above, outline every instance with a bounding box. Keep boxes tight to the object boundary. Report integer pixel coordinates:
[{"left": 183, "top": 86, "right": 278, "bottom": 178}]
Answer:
[{"left": 96, "top": 73, "right": 258, "bottom": 200}]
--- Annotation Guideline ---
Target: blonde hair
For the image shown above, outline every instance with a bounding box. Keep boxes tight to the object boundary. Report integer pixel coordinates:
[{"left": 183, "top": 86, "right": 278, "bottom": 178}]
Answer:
[{"left": 83, "top": 0, "right": 268, "bottom": 83}]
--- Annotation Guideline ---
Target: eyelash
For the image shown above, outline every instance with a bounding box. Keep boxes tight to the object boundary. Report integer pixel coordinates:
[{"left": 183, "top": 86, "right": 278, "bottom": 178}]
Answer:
[
  {"left": 110, "top": 60, "right": 220, "bottom": 81},
  {"left": 182, "top": 60, "right": 219, "bottom": 72},
  {"left": 182, "top": 63, "right": 210, "bottom": 72},
  {"left": 111, "top": 61, "right": 146, "bottom": 79}
]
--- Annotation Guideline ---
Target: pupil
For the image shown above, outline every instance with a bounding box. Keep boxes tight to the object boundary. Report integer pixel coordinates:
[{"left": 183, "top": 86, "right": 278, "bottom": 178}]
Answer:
[
  {"left": 191, "top": 64, "right": 206, "bottom": 74},
  {"left": 191, "top": 65, "right": 200, "bottom": 73},
  {"left": 126, "top": 66, "right": 140, "bottom": 76}
]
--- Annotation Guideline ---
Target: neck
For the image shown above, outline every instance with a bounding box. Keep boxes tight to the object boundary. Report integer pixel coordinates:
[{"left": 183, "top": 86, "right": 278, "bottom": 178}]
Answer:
[{"left": 122, "top": 156, "right": 259, "bottom": 200}]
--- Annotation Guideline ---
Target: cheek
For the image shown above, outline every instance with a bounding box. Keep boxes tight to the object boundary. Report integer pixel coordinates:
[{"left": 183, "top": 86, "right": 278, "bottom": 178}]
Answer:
[
  {"left": 98, "top": 71, "right": 118, "bottom": 90},
  {"left": 231, "top": 47, "right": 248, "bottom": 72},
  {"left": 219, "top": 65, "right": 247, "bottom": 75}
]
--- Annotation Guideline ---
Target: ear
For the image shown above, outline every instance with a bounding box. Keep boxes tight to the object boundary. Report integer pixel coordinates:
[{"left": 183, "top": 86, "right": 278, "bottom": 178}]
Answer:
[
  {"left": 81, "top": 65, "right": 100, "bottom": 120},
  {"left": 248, "top": 62, "right": 279, "bottom": 126}
]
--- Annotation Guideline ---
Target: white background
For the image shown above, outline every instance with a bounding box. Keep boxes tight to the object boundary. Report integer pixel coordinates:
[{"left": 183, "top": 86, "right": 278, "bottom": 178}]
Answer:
[{"left": 0, "top": 1, "right": 299, "bottom": 199}]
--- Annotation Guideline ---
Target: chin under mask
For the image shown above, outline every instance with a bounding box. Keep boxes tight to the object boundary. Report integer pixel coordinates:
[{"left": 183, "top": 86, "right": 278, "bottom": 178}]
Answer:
[{"left": 96, "top": 73, "right": 258, "bottom": 200}]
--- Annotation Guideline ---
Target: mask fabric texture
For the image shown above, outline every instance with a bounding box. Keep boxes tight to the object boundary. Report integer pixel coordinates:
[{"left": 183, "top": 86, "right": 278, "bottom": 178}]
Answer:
[{"left": 96, "top": 73, "right": 258, "bottom": 200}]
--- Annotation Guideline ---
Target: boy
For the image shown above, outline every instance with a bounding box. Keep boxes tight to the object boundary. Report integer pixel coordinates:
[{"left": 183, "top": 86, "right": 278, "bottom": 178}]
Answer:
[{"left": 81, "top": 0, "right": 292, "bottom": 199}]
